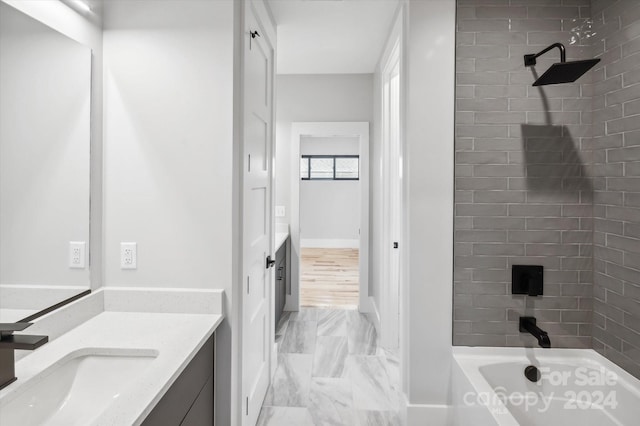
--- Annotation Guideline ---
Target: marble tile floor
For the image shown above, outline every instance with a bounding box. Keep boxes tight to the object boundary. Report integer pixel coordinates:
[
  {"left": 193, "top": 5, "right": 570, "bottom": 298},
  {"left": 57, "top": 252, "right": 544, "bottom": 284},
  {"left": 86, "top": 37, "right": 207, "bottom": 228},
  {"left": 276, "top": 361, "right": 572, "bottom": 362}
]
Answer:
[{"left": 259, "top": 308, "right": 402, "bottom": 426}]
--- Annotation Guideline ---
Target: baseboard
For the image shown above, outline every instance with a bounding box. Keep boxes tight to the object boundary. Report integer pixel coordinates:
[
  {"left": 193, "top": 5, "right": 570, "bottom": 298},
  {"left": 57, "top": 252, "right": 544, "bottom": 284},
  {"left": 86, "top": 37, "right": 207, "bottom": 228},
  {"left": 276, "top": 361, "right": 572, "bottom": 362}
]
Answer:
[
  {"left": 300, "top": 238, "right": 359, "bottom": 248},
  {"left": 368, "top": 297, "right": 381, "bottom": 337},
  {"left": 406, "top": 403, "right": 453, "bottom": 426}
]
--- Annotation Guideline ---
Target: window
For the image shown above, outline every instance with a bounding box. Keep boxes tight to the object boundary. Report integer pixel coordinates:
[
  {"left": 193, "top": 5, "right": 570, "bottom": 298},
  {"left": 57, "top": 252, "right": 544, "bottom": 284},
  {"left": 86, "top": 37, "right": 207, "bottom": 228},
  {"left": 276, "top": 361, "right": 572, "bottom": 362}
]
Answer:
[
  {"left": 300, "top": 155, "right": 359, "bottom": 180},
  {"left": 310, "top": 157, "right": 334, "bottom": 179}
]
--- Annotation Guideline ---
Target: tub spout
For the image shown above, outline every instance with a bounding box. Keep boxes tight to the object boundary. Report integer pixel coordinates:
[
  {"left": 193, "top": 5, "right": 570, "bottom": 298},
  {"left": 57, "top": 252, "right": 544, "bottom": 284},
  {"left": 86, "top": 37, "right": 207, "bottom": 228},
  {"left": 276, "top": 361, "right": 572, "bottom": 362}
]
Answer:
[
  {"left": 538, "top": 333, "right": 551, "bottom": 348},
  {"left": 519, "top": 317, "right": 551, "bottom": 348}
]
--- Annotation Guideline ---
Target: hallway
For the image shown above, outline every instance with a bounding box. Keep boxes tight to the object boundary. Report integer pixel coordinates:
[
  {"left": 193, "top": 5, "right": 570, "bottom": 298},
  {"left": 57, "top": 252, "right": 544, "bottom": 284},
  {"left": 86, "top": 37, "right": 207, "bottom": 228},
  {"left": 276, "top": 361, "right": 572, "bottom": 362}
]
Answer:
[
  {"left": 301, "top": 248, "right": 359, "bottom": 308},
  {"left": 258, "top": 308, "right": 401, "bottom": 425}
]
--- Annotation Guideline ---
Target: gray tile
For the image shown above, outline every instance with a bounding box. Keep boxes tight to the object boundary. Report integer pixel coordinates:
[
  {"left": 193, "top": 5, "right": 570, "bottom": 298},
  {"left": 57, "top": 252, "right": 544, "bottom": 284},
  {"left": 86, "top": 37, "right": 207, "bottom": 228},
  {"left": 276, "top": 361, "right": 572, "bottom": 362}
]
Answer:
[
  {"left": 280, "top": 321, "right": 317, "bottom": 354},
  {"left": 276, "top": 311, "right": 292, "bottom": 337},
  {"left": 606, "top": 82, "right": 640, "bottom": 105},
  {"left": 455, "top": 230, "right": 507, "bottom": 242},
  {"left": 453, "top": 0, "right": 602, "bottom": 352},
  {"left": 263, "top": 353, "right": 313, "bottom": 407},
  {"left": 457, "top": 98, "right": 508, "bottom": 111},
  {"left": 456, "top": 177, "right": 508, "bottom": 190},
  {"left": 312, "top": 336, "right": 348, "bottom": 378},
  {"left": 380, "top": 348, "right": 400, "bottom": 392},
  {"left": 307, "top": 378, "right": 353, "bottom": 425},
  {"left": 527, "top": 6, "right": 580, "bottom": 19},
  {"left": 257, "top": 407, "right": 314, "bottom": 426},
  {"left": 456, "top": 124, "right": 509, "bottom": 138},
  {"left": 475, "top": 112, "right": 526, "bottom": 124},
  {"left": 456, "top": 151, "right": 509, "bottom": 165},
  {"left": 454, "top": 307, "right": 505, "bottom": 322},
  {"left": 354, "top": 410, "right": 402, "bottom": 426},
  {"left": 346, "top": 355, "right": 396, "bottom": 411},
  {"left": 458, "top": 19, "right": 510, "bottom": 32},
  {"left": 475, "top": 86, "right": 526, "bottom": 99},
  {"left": 510, "top": 19, "right": 562, "bottom": 31},
  {"left": 347, "top": 312, "right": 377, "bottom": 355},
  {"left": 457, "top": 72, "right": 509, "bottom": 85},
  {"left": 473, "top": 164, "right": 523, "bottom": 177},
  {"left": 261, "top": 310, "right": 401, "bottom": 420},
  {"left": 476, "top": 31, "right": 526, "bottom": 46},
  {"left": 473, "top": 243, "right": 524, "bottom": 256},
  {"left": 475, "top": 5, "right": 525, "bottom": 19},
  {"left": 290, "top": 307, "right": 319, "bottom": 321},
  {"left": 508, "top": 230, "right": 561, "bottom": 243},
  {"left": 317, "top": 309, "right": 348, "bottom": 337},
  {"left": 473, "top": 191, "right": 527, "bottom": 205}
]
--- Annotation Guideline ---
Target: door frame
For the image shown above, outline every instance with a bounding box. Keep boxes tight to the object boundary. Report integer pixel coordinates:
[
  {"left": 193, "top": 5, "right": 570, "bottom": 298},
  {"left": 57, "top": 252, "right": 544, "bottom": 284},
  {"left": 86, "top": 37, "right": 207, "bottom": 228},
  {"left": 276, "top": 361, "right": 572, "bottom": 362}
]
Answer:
[
  {"left": 287, "top": 122, "right": 371, "bottom": 312},
  {"left": 379, "top": 12, "right": 403, "bottom": 349}
]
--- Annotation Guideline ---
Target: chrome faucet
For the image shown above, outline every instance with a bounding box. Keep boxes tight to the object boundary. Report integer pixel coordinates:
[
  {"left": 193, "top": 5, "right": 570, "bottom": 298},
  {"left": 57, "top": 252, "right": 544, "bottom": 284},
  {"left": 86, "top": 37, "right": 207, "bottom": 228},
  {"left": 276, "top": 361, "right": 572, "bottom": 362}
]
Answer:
[
  {"left": 0, "top": 323, "right": 48, "bottom": 390},
  {"left": 519, "top": 316, "right": 551, "bottom": 348}
]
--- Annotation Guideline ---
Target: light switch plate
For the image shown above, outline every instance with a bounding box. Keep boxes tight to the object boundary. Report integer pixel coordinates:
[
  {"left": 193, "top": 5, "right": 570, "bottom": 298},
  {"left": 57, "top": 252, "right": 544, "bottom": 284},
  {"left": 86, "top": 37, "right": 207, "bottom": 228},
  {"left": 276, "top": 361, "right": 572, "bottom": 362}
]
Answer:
[
  {"left": 69, "top": 241, "right": 86, "bottom": 269},
  {"left": 275, "top": 205, "right": 285, "bottom": 217},
  {"left": 121, "top": 242, "right": 137, "bottom": 269}
]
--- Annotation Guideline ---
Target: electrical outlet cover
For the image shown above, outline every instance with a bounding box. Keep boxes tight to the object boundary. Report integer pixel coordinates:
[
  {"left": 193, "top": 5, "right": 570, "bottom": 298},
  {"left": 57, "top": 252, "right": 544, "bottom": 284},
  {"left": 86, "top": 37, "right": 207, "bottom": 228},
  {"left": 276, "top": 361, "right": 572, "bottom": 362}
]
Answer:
[
  {"left": 69, "top": 241, "right": 86, "bottom": 269},
  {"left": 121, "top": 242, "right": 137, "bottom": 269}
]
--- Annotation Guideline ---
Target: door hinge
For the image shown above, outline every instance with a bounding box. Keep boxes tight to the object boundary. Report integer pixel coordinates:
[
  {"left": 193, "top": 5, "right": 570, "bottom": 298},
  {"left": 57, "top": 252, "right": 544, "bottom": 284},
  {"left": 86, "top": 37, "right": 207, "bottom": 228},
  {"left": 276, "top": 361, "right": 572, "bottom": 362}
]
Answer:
[
  {"left": 247, "top": 276, "right": 250, "bottom": 294},
  {"left": 246, "top": 396, "right": 249, "bottom": 415}
]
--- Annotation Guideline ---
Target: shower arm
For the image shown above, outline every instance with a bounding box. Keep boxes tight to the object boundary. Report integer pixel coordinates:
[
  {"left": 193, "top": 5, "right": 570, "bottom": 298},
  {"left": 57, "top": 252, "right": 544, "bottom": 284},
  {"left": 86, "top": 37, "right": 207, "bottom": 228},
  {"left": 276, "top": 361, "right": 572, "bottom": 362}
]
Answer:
[{"left": 524, "top": 43, "right": 566, "bottom": 67}]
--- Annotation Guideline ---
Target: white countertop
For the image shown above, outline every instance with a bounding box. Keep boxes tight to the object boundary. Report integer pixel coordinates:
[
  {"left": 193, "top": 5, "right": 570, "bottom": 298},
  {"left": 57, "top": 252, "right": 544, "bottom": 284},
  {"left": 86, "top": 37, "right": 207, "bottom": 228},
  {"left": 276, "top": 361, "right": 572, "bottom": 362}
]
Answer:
[
  {"left": 4, "top": 311, "right": 222, "bottom": 426},
  {"left": 275, "top": 223, "right": 289, "bottom": 251},
  {"left": 0, "top": 288, "right": 224, "bottom": 426}
]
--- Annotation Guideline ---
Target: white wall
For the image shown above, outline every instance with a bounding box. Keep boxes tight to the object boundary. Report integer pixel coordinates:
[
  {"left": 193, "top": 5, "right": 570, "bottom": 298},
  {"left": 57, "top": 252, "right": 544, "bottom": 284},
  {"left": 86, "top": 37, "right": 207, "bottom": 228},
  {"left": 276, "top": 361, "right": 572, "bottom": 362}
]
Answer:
[
  {"left": 103, "top": 0, "right": 234, "bottom": 289},
  {"left": 404, "top": 0, "right": 456, "bottom": 419},
  {"left": 1, "top": 0, "right": 105, "bottom": 290},
  {"left": 300, "top": 136, "right": 359, "bottom": 245},
  {"left": 275, "top": 74, "right": 374, "bottom": 224},
  {"left": 0, "top": 0, "right": 99, "bottom": 288},
  {"left": 101, "top": 1, "right": 235, "bottom": 424}
]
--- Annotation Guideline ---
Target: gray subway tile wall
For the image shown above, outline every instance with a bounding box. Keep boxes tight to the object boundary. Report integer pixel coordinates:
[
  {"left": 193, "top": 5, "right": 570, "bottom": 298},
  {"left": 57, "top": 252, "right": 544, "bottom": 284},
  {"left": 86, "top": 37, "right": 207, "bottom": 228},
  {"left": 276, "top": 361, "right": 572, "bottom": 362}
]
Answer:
[
  {"left": 454, "top": 0, "right": 594, "bottom": 350},
  {"left": 454, "top": 0, "right": 640, "bottom": 379},
  {"left": 591, "top": 0, "right": 640, "bottom": 379}
]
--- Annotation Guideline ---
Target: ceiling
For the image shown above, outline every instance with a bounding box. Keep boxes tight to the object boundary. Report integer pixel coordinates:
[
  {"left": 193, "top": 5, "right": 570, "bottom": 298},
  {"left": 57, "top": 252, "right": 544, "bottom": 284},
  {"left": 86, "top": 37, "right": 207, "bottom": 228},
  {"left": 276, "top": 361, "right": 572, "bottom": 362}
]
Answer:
[{"left": 268, "top": 0, "right": 399, "bottom": 75}]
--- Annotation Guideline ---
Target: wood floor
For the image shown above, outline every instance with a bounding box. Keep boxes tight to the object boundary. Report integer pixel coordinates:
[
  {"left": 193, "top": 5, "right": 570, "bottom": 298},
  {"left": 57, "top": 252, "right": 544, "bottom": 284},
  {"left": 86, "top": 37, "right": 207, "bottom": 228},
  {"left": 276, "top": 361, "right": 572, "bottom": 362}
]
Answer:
[{"left": 300, "top": 248, "right": 359, "bottom": 308}]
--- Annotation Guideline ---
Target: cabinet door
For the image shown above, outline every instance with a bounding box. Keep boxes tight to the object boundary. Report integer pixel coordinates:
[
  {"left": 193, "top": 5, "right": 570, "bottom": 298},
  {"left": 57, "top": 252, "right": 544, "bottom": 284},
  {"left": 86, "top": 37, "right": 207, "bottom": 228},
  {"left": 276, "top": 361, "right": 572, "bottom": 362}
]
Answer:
[
  {"left": 142, "top": 336, "right": 214, "bottom": 426},
  {"left": 275, "top": 242, "right": 287, "bottom": 328},
  {"left": 180, "top": 374, "right": 213, "bottom": 426}
]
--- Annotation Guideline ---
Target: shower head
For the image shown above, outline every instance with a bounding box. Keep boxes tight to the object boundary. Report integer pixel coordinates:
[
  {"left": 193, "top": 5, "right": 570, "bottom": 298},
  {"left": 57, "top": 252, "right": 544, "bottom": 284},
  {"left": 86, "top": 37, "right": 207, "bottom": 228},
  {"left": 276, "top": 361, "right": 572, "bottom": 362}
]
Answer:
[
  {"left": 532, "top": 59, "right": 600, "bottom": 86},
  {"left": 524, "top": 43, "right": 600, "bottom": 86}
]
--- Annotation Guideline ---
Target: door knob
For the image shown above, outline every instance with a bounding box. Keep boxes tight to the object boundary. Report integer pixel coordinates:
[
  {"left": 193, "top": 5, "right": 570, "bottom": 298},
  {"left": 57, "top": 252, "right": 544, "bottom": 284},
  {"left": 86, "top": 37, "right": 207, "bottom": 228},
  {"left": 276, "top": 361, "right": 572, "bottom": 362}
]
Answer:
[{"left": 266, "top": 255, "right": 276, "bottom": 269}]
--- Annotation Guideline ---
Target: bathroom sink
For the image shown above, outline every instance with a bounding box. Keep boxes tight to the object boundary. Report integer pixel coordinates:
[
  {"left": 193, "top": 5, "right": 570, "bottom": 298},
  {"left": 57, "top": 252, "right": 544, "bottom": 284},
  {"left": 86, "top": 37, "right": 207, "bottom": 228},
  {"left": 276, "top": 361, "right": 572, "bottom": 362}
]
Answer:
[{"left": 0, "top": 348, "right": 158, "bottom": 426}]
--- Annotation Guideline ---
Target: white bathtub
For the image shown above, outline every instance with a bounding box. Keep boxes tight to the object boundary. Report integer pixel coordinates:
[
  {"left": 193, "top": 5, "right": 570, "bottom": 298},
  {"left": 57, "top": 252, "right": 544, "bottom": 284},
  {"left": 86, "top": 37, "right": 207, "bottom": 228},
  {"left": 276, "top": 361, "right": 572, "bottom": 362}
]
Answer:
[{"left": 453, "top": 347, "right": 640, "bottom": 426}]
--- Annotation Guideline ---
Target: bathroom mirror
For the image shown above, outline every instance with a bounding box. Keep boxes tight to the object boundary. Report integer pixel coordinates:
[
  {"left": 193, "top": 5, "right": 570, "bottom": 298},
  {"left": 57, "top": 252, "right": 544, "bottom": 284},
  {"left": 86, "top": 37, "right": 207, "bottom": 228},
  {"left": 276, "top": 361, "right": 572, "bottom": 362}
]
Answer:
[{"left": 0, "top": 2, "right": 92, "bottom": 322}]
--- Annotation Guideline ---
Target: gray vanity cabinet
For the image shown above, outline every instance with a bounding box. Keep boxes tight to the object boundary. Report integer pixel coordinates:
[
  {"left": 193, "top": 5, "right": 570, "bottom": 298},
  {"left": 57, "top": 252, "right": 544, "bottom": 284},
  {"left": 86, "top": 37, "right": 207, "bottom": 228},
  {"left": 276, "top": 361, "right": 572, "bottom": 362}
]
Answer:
[
  {"left": 142, "top": 334, "right": 214, "bottom": 426},
  {"left": 275, "top": 238, "right": 288, "bottom": 328}
]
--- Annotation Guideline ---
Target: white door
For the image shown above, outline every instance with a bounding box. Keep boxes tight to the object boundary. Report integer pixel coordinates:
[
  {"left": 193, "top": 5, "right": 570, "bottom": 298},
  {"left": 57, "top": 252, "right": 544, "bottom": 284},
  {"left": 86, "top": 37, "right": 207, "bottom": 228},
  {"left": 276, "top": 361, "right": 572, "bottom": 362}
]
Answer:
[
  {"left": 388, "top": 64, "right": 401, "bottom": 349},
  {"left": 242, "top": 6, "right": 274, "bottom": 426},
  {"left": 381, "top": 42, "right": 401, "bottom": 349}
]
